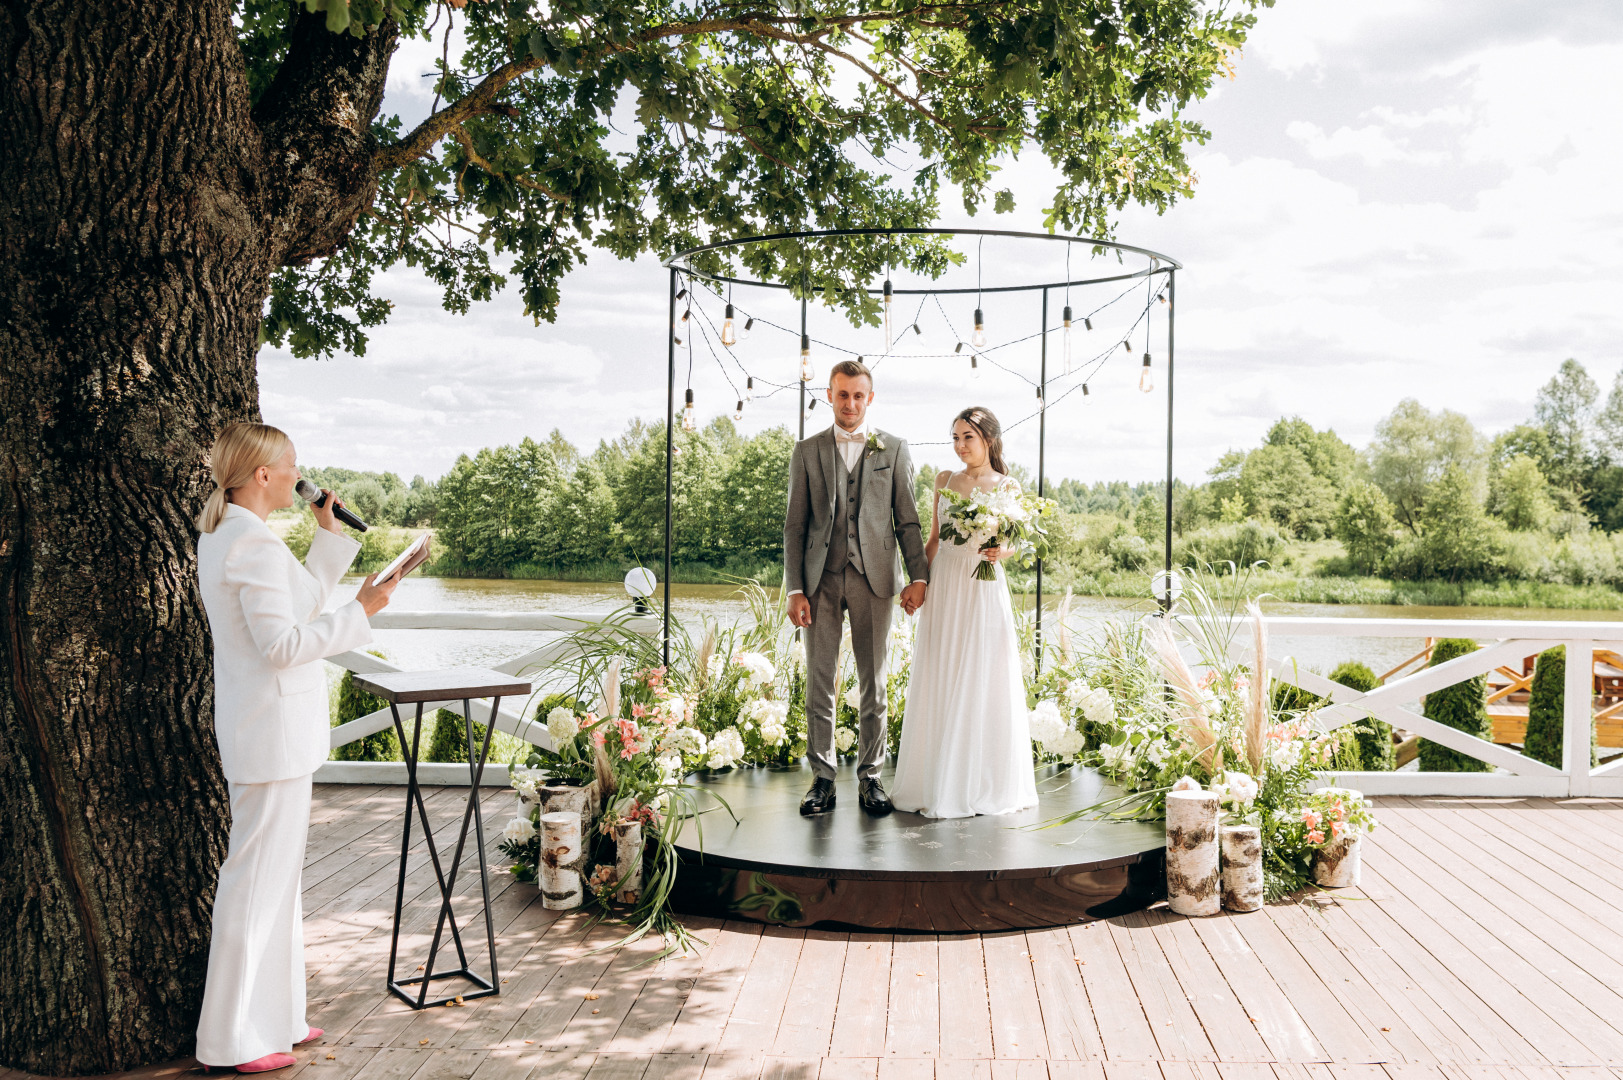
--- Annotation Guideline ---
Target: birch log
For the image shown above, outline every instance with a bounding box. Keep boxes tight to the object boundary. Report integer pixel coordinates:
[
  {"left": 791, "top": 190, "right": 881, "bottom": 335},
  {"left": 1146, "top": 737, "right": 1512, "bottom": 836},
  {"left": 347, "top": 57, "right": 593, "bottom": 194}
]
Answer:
[
  {"left": 1220, "top": 824, "right": 1264, "bottom": 912},
  {"left": 1313, "top": 834, "right": 1362, "bottom": 887},
  {"left": 613, "top": 821, "right": 644, "bottom": 905},
  {"left": 1165, "top": 789, "right": 1220, "bottom": 916},
  {"left": 540, "top": 811, "right": 583, "bottom": 910}
]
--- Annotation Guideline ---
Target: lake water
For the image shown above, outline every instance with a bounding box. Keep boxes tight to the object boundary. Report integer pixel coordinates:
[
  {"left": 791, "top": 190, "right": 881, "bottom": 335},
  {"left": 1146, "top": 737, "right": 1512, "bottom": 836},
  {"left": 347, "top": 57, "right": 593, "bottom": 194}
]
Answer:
[{"left": 335, "top": 575, "right": 1623, "bottom": 686}]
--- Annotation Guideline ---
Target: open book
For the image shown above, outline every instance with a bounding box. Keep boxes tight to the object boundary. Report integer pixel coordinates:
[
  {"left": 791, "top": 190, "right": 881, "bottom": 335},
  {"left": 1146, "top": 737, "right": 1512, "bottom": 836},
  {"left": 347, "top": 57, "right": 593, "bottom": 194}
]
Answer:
[{"left": 375, "top": 533, "right": 431, "bottom": 584}]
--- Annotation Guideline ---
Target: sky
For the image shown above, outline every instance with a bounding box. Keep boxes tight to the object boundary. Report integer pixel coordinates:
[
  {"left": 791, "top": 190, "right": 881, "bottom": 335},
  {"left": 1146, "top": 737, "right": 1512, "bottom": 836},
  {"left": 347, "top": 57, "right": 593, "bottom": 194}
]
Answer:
[{"left": 257, "top": 0, "right": 1623, "bottom": 486}]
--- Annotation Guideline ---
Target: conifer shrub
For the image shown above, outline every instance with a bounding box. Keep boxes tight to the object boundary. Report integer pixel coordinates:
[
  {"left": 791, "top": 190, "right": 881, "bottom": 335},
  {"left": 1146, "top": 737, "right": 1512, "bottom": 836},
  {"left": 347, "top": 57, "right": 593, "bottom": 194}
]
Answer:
[
  {"left": 1418, "top": 638, "right": 1492, "bottom": 772},
  {"left": 1329, "top": 660, "right": 1392, "bottom": 771},
  {"left": 1523, "top": 646, "right": 1597, "bottom": 769},
  {"left": 427, "top": 709, "right": 488, "bottom": 763},
  {"left": 330, "top": 654, "right": 400, "bottom": 761}
]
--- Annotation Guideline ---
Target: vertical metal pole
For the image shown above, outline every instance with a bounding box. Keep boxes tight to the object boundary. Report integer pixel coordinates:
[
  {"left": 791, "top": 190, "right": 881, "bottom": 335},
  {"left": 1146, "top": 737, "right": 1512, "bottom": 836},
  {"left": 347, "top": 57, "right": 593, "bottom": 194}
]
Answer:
[
  {"left": 799, "top": 285, "right": 809, "bottom": 442},
  {"left": 663, "top": 269, "right": 676, "bottom": 665},
  {"left": 1036, "top": 287, "right": 1047, "bottom": 674},
  {"left": 1161, "top": 269, "right": 1175, "bottom": 613}
]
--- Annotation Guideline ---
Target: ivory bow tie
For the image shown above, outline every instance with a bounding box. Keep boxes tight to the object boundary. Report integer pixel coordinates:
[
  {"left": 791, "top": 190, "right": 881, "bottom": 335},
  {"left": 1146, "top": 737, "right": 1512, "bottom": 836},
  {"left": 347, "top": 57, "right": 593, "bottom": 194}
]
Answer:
[{"left": 837, "top": 430, "right": 866, "bottom": 444}]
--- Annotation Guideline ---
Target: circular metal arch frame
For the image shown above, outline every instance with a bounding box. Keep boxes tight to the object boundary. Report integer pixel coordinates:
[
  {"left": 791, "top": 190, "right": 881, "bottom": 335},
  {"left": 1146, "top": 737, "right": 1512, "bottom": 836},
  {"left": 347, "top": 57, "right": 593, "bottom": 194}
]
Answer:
[{"left": 656, "top": 227, "right": 1181, "bottom": 665}]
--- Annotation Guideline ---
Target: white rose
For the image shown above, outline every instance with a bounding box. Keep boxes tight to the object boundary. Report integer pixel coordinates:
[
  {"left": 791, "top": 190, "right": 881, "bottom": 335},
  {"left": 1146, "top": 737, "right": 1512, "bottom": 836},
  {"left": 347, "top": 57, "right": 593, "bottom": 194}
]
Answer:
[
  {"left": 501, "top": 816, "right": 536, "bottom": 846},
  {"left": 546, "top": 706, "right": 579, "bottom": 746},
  {"left": 1171, "top": 775, "right": 1202, "bottom": 792},
  {"left": 1223, "top": 772, "right": 1259, "bottom": 806}
]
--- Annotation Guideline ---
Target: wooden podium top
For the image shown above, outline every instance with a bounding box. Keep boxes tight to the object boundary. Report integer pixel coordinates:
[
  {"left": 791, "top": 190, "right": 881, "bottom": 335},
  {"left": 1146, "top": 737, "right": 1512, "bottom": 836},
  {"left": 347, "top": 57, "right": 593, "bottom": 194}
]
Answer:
[{"left": 352, "top": 666, "right": 532, "bottom": 704}]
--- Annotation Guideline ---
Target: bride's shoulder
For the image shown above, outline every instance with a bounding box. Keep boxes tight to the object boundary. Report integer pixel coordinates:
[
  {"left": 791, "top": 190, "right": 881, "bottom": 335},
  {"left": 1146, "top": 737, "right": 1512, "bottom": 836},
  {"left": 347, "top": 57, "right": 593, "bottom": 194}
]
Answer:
[{"left": 934, "top": 468, "right": 954, "bottom": 489}]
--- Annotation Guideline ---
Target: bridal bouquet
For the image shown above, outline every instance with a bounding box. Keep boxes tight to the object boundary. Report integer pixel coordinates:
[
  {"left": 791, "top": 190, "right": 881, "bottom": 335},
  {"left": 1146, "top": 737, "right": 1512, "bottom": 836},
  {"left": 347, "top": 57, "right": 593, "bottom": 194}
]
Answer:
[{"left": 937, "top": 483, "right": 1058, "bottom": 581}]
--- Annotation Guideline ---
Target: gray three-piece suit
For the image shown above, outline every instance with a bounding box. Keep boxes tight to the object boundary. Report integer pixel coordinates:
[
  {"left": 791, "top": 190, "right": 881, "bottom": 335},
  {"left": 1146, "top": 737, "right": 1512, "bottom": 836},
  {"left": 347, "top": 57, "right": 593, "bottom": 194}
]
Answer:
[{"left": 783, "top": 426, "right": 930, "bottom": 781}]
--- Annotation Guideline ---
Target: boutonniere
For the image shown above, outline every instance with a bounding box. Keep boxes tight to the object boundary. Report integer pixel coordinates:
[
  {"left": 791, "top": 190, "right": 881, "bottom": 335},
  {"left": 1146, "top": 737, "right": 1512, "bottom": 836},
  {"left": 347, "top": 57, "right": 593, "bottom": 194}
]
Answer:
[{"left": 865, "top": 432, "right": 885, "bottom": 458}]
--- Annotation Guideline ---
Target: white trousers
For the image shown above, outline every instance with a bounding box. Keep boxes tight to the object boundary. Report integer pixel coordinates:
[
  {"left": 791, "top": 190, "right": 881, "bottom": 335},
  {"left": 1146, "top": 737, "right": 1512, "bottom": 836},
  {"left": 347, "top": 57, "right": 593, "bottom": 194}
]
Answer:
[{"left": 195, "top": 772, "right": 313, "bottom": 1066}]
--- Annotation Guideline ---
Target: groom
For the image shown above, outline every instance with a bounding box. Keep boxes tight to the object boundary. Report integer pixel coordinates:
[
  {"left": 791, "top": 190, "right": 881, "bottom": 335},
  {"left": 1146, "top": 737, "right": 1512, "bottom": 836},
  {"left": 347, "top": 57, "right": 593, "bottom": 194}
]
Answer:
[{"left": 784, "top": 359, "right": 929, "bottom": 817}]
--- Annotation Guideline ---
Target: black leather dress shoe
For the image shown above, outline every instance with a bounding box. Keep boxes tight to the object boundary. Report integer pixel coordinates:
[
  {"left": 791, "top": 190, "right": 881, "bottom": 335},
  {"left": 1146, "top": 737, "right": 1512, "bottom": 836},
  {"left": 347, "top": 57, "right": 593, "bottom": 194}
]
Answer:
[
  {"left": 800, "top": 777, "right": 837, "bottom": 816},
  {"left": 859, "top": 778, "right": 894, "bottom": 816}
]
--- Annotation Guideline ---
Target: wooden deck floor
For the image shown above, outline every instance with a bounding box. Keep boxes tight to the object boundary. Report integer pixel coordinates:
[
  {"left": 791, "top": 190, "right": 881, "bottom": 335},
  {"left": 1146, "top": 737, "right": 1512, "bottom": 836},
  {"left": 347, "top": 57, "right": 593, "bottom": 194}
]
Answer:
[{"left": 20, "top": 786, "right": 1623, "bottom": 1080}]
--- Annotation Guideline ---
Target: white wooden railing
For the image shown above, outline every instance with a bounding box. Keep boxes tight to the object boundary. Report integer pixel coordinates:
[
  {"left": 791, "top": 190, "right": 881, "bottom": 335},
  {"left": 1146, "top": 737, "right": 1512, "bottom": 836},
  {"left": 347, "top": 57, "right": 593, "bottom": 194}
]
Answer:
[
  {"left": 1255, "top": 617, "right": 1623, "bottom": 798},
  {"left": 317, "top": 610, "right": 1623, "bottom": 797},
  {"left": 316, "top": 609, "right": 661, "bottom": 785}
]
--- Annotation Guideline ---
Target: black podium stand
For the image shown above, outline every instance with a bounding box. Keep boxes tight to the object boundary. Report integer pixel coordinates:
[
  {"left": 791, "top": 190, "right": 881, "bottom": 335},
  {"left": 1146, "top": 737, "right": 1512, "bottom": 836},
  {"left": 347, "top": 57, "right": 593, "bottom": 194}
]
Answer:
[{"left": 352, "top": 667, "right": 532, "bottom": 1010}]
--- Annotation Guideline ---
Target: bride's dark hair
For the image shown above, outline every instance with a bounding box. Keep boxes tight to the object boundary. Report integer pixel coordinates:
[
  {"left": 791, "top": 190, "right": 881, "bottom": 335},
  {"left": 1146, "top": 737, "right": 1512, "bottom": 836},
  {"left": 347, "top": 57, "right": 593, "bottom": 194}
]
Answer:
[{"left": 954, "top": 406, "right": 1007, "bottom": 475}]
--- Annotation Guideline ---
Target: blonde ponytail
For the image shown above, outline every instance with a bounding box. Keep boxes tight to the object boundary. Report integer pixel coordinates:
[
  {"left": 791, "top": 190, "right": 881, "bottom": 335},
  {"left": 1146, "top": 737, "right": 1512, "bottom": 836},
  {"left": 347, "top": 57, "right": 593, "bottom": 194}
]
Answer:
[{"left": 197, "top": 421, "right": 294, "bottom": 533}]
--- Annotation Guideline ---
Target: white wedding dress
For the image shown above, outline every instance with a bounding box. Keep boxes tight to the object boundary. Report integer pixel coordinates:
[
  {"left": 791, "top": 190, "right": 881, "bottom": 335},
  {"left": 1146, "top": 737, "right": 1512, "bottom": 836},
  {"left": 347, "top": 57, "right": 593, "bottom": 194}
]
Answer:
[{"left": 891, "top": 489, "right": 1039, "bottom": 819}]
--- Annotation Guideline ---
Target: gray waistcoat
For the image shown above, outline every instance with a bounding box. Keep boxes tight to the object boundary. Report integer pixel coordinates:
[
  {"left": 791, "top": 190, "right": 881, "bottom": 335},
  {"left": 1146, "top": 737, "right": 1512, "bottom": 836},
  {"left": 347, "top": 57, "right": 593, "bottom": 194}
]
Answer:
[{"left": 825, "top": 445, "right": 866, "bottom": 576}]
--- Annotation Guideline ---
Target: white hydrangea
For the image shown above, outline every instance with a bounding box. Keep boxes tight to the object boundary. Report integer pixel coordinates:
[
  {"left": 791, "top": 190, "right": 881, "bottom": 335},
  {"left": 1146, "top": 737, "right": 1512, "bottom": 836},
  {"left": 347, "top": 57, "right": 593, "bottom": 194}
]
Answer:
[
  {"left": 546, "top": 706, "right": 579, "bottom": 747},
  {"left": 1028, "top": 699, "right": 1066, "bottom": 747},
  {"left": 509, "top": 764, "right": 543, "bottom": 802},
  {"left": 656, "top": 751, "right": 685, "bottom": 783},
  {"left": 500, "top": 815, "right": 536, "bottom": 846},
  {"left": 1047, "top": 727, "right": 1086, "bottom": 761},
  {"left": 1171, "top": 775, "right": 1202, "bottom": 792},
  {"left": 835, "top": 726, "right": 858, "bottom": 753},
  {"left": 707, "top": 727, "right": 746, "bottom": 769},
  {"left": 1079, "top": 687, "right": 1115, "bottom": 726},
  {"left": 1099, "top": 740, "right": 1135, "bottom": 771},
  {"left": 665, "top": 726, "right": 707, "bottom": 758},
  {"left": 889, "top": 621, "right": 913, "bottom": 661},
  {"left": 736, "top": 651, "right": 775, "bottom": 687},
  {"left": 706, "top": 653, "right": 725, "bottom": 682},
  {"left": 747, "top": 698, "right": 790, "bottom": 746},
  {"left": 843, "top": 685, "right": 862, "bottom": 712},
  {"left": 1211, "top": 771, "right": 1258, "bottom": 807}
]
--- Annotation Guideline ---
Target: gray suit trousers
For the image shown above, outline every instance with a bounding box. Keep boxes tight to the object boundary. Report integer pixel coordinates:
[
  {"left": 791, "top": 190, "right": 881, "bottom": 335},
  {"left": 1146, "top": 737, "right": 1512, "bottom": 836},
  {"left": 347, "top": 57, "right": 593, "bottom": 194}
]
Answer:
[{"left": 805, "top": 564, "right": 892, "bottom": 781}]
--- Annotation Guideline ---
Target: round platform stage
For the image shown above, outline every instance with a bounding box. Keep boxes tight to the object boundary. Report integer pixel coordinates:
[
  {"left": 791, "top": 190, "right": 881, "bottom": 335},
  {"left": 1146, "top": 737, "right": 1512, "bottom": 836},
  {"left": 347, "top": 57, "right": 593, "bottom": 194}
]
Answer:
[{"left": 668, "top": 763, "right": 1166, "bottom": 933}]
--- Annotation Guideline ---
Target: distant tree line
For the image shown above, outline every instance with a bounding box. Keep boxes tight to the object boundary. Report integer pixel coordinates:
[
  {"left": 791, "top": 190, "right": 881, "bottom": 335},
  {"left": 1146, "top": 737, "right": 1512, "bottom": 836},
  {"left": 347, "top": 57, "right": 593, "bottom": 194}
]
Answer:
[{"left": 305, "top": 356, "right": 1623, "bottom": 589}]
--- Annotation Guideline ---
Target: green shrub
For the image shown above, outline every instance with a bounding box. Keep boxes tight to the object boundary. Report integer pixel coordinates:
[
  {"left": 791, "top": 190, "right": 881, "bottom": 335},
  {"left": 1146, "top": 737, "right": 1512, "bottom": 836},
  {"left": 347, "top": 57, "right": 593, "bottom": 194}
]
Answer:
[
  {"left": 1418, "top": 638, "right": 1492, "bottom": 772},
  {"left": 1328, "top": 660, "right": 1392, "bottom": 771},
  {"left": 1523, "top": 646, "right": 1597, "bottom": 769},
  {"left": 1174, "top": 520, "right": 1286, "bottom": 574},
  {"left": 1271, "top": 678, "right": 1322, "bottom": 715},
  {"left": 330, "top": 653, "right": 400, "bottom": 761},
  {"left": 426, "top": 709, "right": 489, "bottom": 762}
]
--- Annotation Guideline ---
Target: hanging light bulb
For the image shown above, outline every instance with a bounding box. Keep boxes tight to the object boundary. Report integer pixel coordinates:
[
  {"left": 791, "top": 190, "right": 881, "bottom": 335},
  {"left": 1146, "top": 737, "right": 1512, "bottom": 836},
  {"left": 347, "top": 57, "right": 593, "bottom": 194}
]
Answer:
[
  {"left": 1122, "top": 340, "right": 1131, "bottom": 353},
  {"left": 972, "top": 307, "right": 987, "bottom": 348},
  {"left": 675, "top": 287, "right": 687, "bottom": 301},
  {"left": 721, "top": 303, "right": 737, "bottom": 346},
  {"left": 680, "top": 308, "right": 690, "bottom": 324},
  {"left": 745, "top": 376, "right": 754, "bottom": 404},
  {"left": 799, "top": 333, "right": 813, "bottom": 383},
  {"left": 911, "top": 323, "right": 922, "bottom": 336},
  {"left": 970, "top": 354, "right": 980, "bottom": 379},
  {"left": 673, "top": 333, "right": 684, "bottom": 346},
  {"left": 883, "top": 278, "right": 894, "bottom": 350},
  {"left": 743, "top": 316, "right": 755, "bottom": 337},
  {"left": 954, "top": 341, "right": 965, "bottom": 354},
  {"left": 682, "top": 389, "right": 697, "bottom": 432},
  {"left": 1158, "top": 292, "right": 1168, "bottom": 305},
  {"left": 1139, "top": 352, "right": 1154, "bottom": 394},
  {"left": 1062, "top": 304, "right": 1074, "bottom": 374},
  {"left": 1084, "top": 316, "right": 1093, "bottom": 331},
  {"left": 734, "top": 399, "right": 744, "bottom": 421},
  {"left": 1082, "top": 382, "right": 1091, "bottom": 400}
]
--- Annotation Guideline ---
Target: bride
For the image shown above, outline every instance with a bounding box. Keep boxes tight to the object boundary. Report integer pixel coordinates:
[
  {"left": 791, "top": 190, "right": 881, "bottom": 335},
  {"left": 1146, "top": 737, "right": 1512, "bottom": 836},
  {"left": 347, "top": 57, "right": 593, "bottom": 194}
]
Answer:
[{"left": 891, "top": 407, "right": 1039, "bottom": 819}]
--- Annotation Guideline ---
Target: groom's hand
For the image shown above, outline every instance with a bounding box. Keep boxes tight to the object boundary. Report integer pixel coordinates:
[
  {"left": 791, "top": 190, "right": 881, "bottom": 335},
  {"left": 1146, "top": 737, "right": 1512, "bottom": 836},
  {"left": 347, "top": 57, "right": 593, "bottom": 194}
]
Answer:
[
  {"left": 787, "top": 593, "right": 813, "bottom": 628},
  {"left": 900, "top": 581, "right": 926, "bottom": 615}
]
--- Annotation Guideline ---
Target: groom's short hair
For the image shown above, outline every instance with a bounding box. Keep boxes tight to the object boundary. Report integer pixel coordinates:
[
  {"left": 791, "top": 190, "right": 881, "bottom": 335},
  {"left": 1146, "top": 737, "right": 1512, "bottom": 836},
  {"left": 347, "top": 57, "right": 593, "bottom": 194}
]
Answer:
[{"left": 829, "top": 359, "right": 873, "bottom": 388}]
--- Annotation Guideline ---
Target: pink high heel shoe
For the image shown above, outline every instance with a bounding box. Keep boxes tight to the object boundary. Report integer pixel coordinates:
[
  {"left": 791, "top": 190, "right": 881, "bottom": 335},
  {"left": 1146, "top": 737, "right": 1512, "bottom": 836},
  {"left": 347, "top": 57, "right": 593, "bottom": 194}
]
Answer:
[
  {"left": 296, "top": 1028, "right": 323, "bottom": 1045},
  {"left": 199, "top": 1052, "right": 296, "bottom": 1073}
]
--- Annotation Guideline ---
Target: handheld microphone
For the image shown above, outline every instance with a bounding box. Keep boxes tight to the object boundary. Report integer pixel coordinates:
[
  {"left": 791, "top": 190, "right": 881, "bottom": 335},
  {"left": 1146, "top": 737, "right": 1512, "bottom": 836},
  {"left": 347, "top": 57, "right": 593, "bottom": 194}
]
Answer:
[{"left": 295, "top": 479, "right": 369, "bottom": 532}]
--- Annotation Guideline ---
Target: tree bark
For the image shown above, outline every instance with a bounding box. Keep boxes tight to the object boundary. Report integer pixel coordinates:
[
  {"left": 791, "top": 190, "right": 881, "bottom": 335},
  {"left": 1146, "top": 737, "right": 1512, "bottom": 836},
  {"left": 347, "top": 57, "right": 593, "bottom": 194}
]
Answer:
[{"left": 0, "top": 2, "right": 394, "bottom": 1071}]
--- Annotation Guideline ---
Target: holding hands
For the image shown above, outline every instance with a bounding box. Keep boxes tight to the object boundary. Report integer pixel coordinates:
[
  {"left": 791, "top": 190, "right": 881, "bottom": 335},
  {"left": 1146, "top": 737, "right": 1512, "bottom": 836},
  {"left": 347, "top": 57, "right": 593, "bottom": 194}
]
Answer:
[{"left": 900, "top": 581, "right": 927, "bottom": 616}]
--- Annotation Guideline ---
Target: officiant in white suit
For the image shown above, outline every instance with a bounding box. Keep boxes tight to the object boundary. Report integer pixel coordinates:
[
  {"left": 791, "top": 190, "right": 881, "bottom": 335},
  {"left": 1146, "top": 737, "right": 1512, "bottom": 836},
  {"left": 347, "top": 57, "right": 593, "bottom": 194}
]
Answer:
[{"left": 192, "top": 422, "right": 397, "bottom": 1073}]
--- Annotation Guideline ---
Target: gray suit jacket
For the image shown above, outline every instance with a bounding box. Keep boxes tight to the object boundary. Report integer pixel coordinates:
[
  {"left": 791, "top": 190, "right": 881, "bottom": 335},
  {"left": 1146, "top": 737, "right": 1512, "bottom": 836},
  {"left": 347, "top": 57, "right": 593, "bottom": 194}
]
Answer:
[{"left": 784, "top": 427, "right": 930, "bottom": 599}]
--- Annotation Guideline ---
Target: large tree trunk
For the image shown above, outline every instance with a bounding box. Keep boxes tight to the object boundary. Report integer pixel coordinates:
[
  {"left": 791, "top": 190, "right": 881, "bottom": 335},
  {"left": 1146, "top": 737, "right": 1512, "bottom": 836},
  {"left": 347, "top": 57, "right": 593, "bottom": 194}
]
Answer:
[{"left": 0, "top": 3, "right": 393, "bottom": 1072}]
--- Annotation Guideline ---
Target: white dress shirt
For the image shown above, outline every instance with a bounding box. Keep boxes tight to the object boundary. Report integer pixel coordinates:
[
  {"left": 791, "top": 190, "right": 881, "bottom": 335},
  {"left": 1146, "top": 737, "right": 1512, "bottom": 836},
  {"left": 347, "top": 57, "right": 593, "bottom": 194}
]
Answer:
[{"left": 789, "top": 423, "right": 925, "bottom": 598}]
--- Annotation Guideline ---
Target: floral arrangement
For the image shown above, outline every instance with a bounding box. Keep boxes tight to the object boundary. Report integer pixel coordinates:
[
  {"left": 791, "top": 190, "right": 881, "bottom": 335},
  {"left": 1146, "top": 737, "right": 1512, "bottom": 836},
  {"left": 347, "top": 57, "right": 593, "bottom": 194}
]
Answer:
[
  {"left": 937, "top": 482, "right": 1059, "bottom": 581},
  {"left": 1028, "top": 577, "right": 1375, "bottom": 899}
]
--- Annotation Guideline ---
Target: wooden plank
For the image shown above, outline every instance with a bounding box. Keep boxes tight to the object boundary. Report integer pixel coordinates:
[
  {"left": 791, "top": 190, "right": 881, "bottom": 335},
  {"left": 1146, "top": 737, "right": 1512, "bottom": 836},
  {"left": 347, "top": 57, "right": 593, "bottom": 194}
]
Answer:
[
  {"left": 1067, "top": 921, "right": 1157, "bottom": 1061},
  {"left": 1023, "top": 926, "right": 1104, "bottom": 1061},
  {"left": 981, "top": 931, "right": 1047, "bottom": 1058},
  {"left": 1188, "top": 918, "right": 1324, "bottom": 1063},
  {"left": 409, "top": 1049, "right": 489, "bottom": 1080},
  {"left": 1141, "top": 913, "right": 1271, "bottom": 1063},
  {"left": 1352, "top": 851, "right": 1598, "bottom": 1067},
  {"left": 1473, "top": 804, "right": 1623, "bottom": 914},
  {"left": 935, "top": 1060, "right": 996, "bottom": 1080},
  {"left": 759, "top": 1058, "right": 822, "bottom": 1080},
  {"left": 719, "top": 927, "right": 806, "bottom": 1052},
  {"left": 284, "top": 1044, "right": 384, "bottom": 1080},
  {"left": 886, "top": 935, "right": 940, "bottom": 1058},
  {"left": 1042, "top": 1064, "right": 1105, "bottom": 1080},
  {"left": 989, "top": 1061, "right": 1050, "bottom": 1080},
  {"left": 1098, "top": 1065, "right": 1157, "bottom": 1080},
  {"left": 1223, "top": 908, "right": 1384, "bottom": 1063},
  {"left": 504, "top": 920, "right": 633, "bottom": 1050},
  {"left": 936, "top": 934, "right": 993, "bottom": 1061},
  {"left": 772, "top": 929, "right": 849, "bottom": 1058},
  {"left": 663, "top": 922, "right": 767, "bottom": 1053},
  {"left": 350, "top": 1048, "right": 439, "bottom": 1080},
  {"left": 602, "top": 919, "right": 723, "bottom": 1054},
  {"left": 830, "top": 934, "right": 894, "bottom": 1058},
  {"left": 581, "top": 1054, "right": 652, "bottom": 1080},
  {"left": 820, "top": 1060, "right": 881, "bottom": 1080},
  {"left": 465, "top": 1049, "right": 553, "bottom": 1080},
  {"left": 1105, "top": 913, "right": 1215, "bottom": 1062},
  {"left": 878, "top": 1059, "right": 937, "bottom": 1080},
  {"left": 1367, "top": 815, "right": 1623, "bottom": 1060},
  {"left": 699, "top": 1053, "right": 765, "bottom": 1080},
  {"left": 645, "top": 1053, "right": 710, "bottom": 1080},
  {"left": 551, "top": 929, "right": 677, "bottom": 1052}
]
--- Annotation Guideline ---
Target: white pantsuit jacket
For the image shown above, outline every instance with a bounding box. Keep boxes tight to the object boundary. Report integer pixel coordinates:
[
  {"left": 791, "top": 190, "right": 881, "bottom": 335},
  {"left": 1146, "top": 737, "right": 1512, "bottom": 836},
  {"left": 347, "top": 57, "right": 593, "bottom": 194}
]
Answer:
[{"left": 197, "top": 504, "right": 373, "bottom": 784}]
